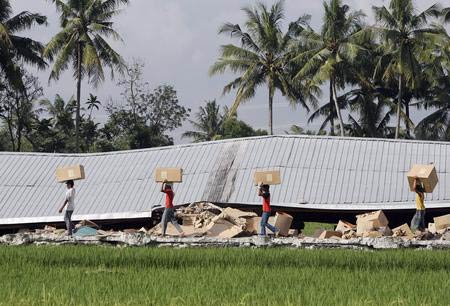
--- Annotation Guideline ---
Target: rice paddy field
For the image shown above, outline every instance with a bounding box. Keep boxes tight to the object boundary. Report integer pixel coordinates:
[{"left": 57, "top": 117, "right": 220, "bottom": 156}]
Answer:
[{"left": 0, "top": 246, "right": 449, "bottom": 306}]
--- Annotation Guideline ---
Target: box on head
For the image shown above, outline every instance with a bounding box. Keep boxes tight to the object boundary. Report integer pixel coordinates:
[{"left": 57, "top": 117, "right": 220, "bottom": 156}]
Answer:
[
  {"left": 154, "top": 167, "right": 183, "bottom": 183},
  {"left": 253, "top": 170, "right": 281, "bottom": 185},
  {"left": 406, "top": 164, "right": 438, "bottom": 193},
  {"left": 56, "top": 165, "right": 85, "bottom": 183}
]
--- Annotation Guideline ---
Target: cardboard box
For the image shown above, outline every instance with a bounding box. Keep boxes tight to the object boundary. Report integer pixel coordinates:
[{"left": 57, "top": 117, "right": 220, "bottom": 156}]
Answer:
[
  {"left": 407, "top": 164, "right": 438, "bottom": 193},
  {"left": 253, "top": 170, "right": 281, "bottom": 185},
  {"left": 154, "top": 167, "right": 182, "bottom": 183},
  {"left": 392, "top": 223, "right": 414, "bottom": 239},
  {"left": 335, "top": 220, "right": 356, "bottom": 233},
  {"left": 434, "top": 214, "right": 450, "bottom": 230},
  {"left": 356, "top": 220, "right": 375, "bottom": 236},
  {"left": 428, "top": 223, "right": 436, "bottom": 234},
  {"left": 318, "top": 231, "right": 342, "bottom": 239},
  {"left": 274, "top": 212, "right": 293, "bottom": 236},
  {"left": 356, "top": 210, "right": 388, "bottom": 227},
  {"left": 56, "top": 165, "right": 85, "bottom": 182}
]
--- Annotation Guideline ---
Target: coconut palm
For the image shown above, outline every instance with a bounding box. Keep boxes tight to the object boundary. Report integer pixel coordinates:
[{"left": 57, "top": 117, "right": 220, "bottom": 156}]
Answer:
[
  {"left": 44, "top": 0, "right": 128, "bottom": 152},
  {"left": 182, "top": 100, "right": 225, "bottom": 142},
  {"left": 372, "top": 0, "right": 444, "bottom": 139},
  {"left": 294, "top": 0, "right": 367, "bottom": 137},
  {"left": 86, "top": 93, "right": 101, "bottom": 119},
  {"left": 0, "top": 0, "right": 46, "bottom": 89},
  {"left": 210, "top": 1, "right": 316, "bottom": 135}
]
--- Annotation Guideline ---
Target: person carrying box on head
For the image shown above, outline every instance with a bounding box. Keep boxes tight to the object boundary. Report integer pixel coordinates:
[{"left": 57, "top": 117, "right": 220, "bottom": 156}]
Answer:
[
  {"left": 411, "top": 177, "right": 426, "bottom": 231},
  {"left": 160, "top": 180, "right": 184, "bottom": 237},
  {"left": 257, "top": 183, "right": 279, "bottom": 237},
  {"left": 58, "top": 180, "right": 75, "bottom": 236}
]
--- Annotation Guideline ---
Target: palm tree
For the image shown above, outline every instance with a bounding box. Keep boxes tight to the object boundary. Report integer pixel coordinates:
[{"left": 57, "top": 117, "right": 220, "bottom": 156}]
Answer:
[
  {"left": 39, "top": 94, "right": 76, "bottom": 134},
  {"left": 0, "top": 0, "right": 46, "bottom": 89},
  {"left": 210, "top": 1, "right": 315, "bottom": 135},
  {"left": 182, "top": 100, "right": 225, "bottom": 142},
  {"left": 372, "top": 0, "right": 443, "bottom": 139},
  {"left": 86, "top": 93, "right": 101, "bottom": 119},
  {"left": 294, "top": 0, "right": 367, "bottom": 137},
  {"left": 44, "top": 0, "right": 128, "bottom": 152}
]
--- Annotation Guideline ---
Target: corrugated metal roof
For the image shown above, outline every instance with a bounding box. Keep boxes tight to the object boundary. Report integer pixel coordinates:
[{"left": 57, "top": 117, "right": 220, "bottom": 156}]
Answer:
[{"left": 1, "top": 135, "right": 449, "bottom": 225}]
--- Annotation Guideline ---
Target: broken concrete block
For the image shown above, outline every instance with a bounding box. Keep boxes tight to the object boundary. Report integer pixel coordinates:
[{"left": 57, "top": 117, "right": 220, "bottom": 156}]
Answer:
[
  {"left": 362, "top": 231, "right": 382, "bottom": 238},
  {"left": 392, "top": 224, "right": 414, "bottom": 239},
  {"left": 335, "top": 220, "right": 355, "bottom": 233},
  {"left": 318, "top": 231, "right": 342, "bottom": 239},
  {"left": 274, "top": 212, "right": 293, "bottom": 236},
  {"left": 434, "top": 214, "right": 450, "bottom": 230}
]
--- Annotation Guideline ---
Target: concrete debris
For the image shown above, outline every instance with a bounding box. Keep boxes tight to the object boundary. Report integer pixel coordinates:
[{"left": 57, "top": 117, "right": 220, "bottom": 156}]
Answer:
[{"left": 1, "top": 233, "right": 450, "bottom": 250}]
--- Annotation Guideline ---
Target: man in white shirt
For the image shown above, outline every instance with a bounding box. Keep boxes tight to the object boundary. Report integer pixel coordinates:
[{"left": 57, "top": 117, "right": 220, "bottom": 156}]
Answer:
[{"left": 58, "top": 180, "right": 76, "bottom": 236}]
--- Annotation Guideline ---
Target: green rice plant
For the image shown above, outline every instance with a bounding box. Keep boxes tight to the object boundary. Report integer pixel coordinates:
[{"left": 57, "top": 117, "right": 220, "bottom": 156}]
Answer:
[{"left": 0, "top": 246, "right": 449, "bottom": 305}]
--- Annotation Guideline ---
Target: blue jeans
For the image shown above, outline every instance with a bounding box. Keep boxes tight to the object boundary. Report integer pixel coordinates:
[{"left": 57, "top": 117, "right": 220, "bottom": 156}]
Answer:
[
  {"left": 260, "top": 212, "right": 277, "bottom": 236},
  {"left": 64, "top": 210, "right": 74, "bottom": 236}
]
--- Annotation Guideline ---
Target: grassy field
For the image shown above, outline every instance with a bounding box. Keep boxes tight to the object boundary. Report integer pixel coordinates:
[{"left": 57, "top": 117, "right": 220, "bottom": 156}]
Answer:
[{"left": 0, "top": 246, "right": 449, "bottom": 306}]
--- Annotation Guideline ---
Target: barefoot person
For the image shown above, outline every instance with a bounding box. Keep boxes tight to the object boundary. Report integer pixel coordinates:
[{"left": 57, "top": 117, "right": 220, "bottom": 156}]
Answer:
[
  {"left": 58, "top": 180, "right": 75, "bottom": 236},
  {"left": 160, "top": 181, "right": 184, "bottom": 237},
  {"left": 411, "top": 177, "right": 426, "bottom": 231},
  {"left": 258, "top": 183, "right": 278, "bottom": 237}
]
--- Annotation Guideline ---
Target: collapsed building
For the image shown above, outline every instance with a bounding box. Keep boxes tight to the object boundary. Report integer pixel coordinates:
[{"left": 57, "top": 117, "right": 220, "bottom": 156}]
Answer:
[{"left": 0, "top": 135, "right": 449, "bottom": 232}]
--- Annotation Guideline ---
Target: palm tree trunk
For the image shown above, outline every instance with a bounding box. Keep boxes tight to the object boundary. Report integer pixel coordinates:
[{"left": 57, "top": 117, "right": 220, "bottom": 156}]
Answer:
[
  {"left": 329, "top": 81, "right": 334, "bottom": 136},
  {"left": 395, "top": 75, "right": 402, "bottom": 139},
  {"left": 405, "top": 100, "right": 410, "bottom": 138},
  {"left": 75, "top": 43, "right": 82, "bottom": 152},
  {"left": 331, "top": 76, "right": 345, "bottom": 137},
  {"left": 268, "top": 83, "right": 274, "bottom": 135}
]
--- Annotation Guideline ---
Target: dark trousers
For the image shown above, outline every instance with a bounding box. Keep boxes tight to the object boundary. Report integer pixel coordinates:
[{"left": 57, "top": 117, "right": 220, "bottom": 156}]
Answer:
[
  {"left": 64, "top": 210, "right": 74, "bottom": 236},
  {"left": 411, "top": 210, "right": 426, "bottom": 231},
  {"left": 162, "top": 207, "right": 182, "bottom": 236}
]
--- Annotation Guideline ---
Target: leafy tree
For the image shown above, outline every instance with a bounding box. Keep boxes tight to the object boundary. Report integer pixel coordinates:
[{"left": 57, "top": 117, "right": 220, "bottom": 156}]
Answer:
[
  {"left": 294, "top": 0, "right": 367, "bottom": 136},
  {"left": 372, "top": 0, "right": 443, "bottom": 138},
  {"left": 182, "top": 100, "right": 225, "bottom": 142},
  {"left": 210, "top": 1, "right": 315, "bottom": 135},
  {"left": 44, "top": 0, "right": 128, "bottom": 152},
  {"left": 0, "top": 69, "right": 43, "bottom": 151},
  {"left": 0, "top": 0, "right": 46, "bottom": 90},
  {"left": 285, "top": 125, "right": 325, "bottom": 135},
  {"left": 183, "top": 100, "right": 267, "bottom": 142}
]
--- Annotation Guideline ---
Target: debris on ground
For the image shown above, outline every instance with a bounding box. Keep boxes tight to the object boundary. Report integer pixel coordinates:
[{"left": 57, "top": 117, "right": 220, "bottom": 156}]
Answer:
[{"left": 392, "top": 224, "right": 414, "bottom": 239}]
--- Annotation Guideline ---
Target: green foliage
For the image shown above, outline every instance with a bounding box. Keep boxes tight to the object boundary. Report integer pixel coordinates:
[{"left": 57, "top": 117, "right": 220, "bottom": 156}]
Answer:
[
  {"left": 183, "top": 100, "right": 267, "bottom": 142},
  {"left": 44, "top": 0, "right": 129, "bottom": 151},
  {"left": 0, "top": 0, "right": 47, "bottom": 90},
  {"left": 210, "top": 1, "right": 317, "bottom": 134},
  {"left": 0, "top": 246, "right": 449, "bottom": 305}
]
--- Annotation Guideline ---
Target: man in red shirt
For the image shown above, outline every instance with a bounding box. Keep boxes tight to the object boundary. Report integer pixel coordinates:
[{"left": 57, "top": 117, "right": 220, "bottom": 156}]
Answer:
[
  {"left": 258, "top": 183, "right": 278, "bottom": 236},
  {"left": 160, "top": 181, "right": 184, "bottom": 236}
]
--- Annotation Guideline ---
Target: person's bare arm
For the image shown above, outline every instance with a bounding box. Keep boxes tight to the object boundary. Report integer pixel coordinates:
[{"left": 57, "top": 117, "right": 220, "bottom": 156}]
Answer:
[
  {"left": 58, "top": 200, "right": 68, "bottom": 213},
  {"left": 160, "top": 180, "right": 167, "bottom": 193},
  {"left": 412, "top": 177, "right": 418, "bottom": 192},
  {"left": 257, "top": 182, "right": 263, "bottom": 196}
]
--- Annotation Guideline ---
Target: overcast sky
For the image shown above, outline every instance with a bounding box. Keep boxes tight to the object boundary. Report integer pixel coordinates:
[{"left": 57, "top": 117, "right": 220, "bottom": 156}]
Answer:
[{"left": 12, "top": 0, "right": 444, "bottom": 143}]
